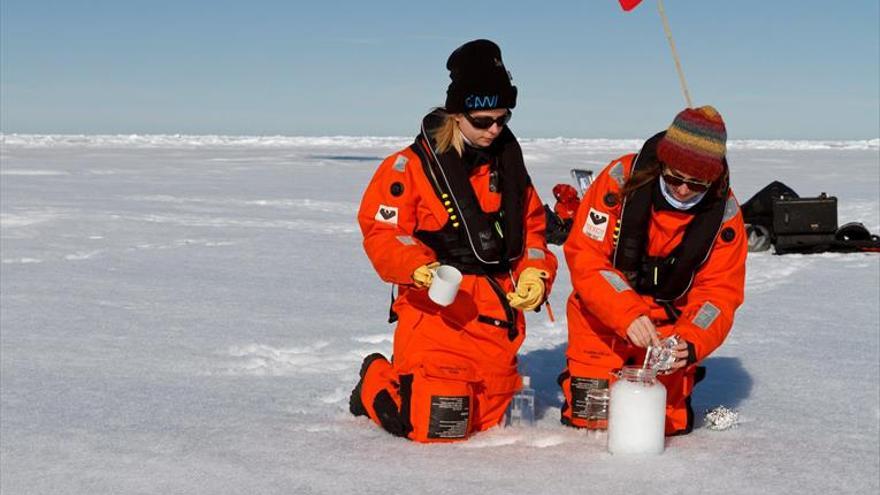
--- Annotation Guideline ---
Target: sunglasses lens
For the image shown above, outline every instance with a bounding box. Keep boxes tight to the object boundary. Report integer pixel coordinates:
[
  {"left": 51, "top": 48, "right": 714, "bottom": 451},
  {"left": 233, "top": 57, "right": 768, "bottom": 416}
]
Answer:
[
  {"left": 662, "top": 171, "right": 710, "bottom": 192},
  {"left": 466, "top": 112, "right": 511, "bottom": 129},
  {"left": 663, "top": 174, "right": 684, "bottom": 187},
  {"left": 470, "top": 117, "right": 495, "bottom": 129}
]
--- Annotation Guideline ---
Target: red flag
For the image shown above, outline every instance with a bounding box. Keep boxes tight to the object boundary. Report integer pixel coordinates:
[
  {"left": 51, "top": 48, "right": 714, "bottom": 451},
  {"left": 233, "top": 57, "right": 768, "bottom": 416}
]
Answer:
[{"left": 619, "top": 0, "right": 643, "bottom": 11}]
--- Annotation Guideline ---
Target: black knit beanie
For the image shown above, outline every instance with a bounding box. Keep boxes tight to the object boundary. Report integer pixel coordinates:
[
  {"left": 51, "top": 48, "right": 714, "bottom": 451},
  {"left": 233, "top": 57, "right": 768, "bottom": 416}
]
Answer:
[{"left": 444, "top": 39, "right": 517, "bottom": 113}]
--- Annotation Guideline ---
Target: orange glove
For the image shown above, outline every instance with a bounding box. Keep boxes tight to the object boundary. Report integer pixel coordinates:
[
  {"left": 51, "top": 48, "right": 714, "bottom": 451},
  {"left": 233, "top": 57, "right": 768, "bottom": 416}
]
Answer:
[
  {"left": 506, "top": 267, "right": 550, "bottom": 311},
  {"left": 412, "top": 262, "right": 441, "bottom": 288}
]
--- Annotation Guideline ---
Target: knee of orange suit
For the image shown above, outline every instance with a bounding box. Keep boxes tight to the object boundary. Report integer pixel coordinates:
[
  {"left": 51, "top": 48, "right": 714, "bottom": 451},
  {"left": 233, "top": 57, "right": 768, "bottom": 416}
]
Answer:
[
  {"left": 407, "top": 362, "right": 481, "bottom": 442},
  {"left": 358, "top": 355, "right": 413, "bottom": 438},
  {"left": 362, "top": 361, "right": 482, "bottom": 443}
]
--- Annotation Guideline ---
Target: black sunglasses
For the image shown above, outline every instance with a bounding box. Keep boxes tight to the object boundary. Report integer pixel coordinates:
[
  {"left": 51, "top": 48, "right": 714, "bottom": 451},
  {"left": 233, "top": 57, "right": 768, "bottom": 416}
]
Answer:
[
  {"left": 463, "top": 110, "right": 512, "bottom": 130},
  {"left": 661, "top": 168, "right": 712, "bottom": 192}
]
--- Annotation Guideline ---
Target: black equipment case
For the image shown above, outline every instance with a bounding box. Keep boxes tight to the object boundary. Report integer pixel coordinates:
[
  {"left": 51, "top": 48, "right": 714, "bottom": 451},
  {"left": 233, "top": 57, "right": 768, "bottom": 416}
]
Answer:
[
  {"left": 772, "top": 193, "right": 838, "bottom": 235},
  {"left": 772, "top": 193, "right": 838, "bottom": 254}
]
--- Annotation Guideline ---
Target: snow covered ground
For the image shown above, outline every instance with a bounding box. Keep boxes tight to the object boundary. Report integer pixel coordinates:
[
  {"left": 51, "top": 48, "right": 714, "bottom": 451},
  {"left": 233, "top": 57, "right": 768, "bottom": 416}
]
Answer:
[{"left": 2, "top": 134, "right": 878, "bottom": 494}]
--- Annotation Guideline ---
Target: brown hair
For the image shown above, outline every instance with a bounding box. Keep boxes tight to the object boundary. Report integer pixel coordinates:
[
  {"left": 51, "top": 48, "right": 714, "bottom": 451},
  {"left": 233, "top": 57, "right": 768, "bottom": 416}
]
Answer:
[{"left": 620, "top": 159, "right": 662, "bottom": 198}]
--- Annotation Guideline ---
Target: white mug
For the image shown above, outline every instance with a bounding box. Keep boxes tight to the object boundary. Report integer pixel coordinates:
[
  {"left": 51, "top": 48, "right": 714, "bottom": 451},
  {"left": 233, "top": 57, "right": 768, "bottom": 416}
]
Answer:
[{"left": 428, "top": 265, "right": 463, "bottom": 306}]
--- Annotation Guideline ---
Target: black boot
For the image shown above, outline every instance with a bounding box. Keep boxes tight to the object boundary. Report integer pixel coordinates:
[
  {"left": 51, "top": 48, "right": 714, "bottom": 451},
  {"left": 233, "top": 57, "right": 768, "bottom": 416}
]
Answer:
[{"left": 349, "top": 353, "right": 388, "bottom": 417}]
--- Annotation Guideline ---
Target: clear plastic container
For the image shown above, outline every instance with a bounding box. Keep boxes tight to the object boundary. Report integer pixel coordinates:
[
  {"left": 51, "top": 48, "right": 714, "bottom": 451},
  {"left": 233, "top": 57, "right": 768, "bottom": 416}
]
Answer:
[
  {"left": 585, "top": 388, "right": 610, "bottom": 430},
  {"left": 607, "top": 366, "right": 666, "bottom": 454},
  {"left": 506, "top": 375, "right": 535, "bottom": 427}
]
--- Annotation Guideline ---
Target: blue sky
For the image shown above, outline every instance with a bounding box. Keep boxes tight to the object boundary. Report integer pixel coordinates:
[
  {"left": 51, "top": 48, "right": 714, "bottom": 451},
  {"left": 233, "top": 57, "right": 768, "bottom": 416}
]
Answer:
[{"left": 1, "top": 0, "right": 878, "bottom": 139}]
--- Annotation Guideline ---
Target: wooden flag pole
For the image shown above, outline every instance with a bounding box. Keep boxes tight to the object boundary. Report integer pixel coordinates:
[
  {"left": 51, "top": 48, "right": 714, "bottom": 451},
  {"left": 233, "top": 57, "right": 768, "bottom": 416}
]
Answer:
[{"left": 657, "top": 0, "right": 693, "bottom": 107}]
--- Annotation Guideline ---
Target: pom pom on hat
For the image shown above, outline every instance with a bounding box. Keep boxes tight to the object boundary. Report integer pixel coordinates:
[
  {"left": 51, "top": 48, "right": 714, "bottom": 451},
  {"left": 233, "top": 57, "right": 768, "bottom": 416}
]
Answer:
[
  {"left": 444, "top": 39, "right": 517, "bottom": 113},
  {"left": 656, "top": 105, "right": 727, "bottom": 182}
]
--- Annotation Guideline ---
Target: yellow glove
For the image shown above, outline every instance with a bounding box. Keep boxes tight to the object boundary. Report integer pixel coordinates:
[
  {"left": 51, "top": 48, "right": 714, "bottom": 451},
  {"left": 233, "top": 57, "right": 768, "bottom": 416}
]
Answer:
[
  {"left": 506, "top": 267, "right": 550, "bottom": 311},
  {"left": 412, "top": 262, "right": 441, "bottom": 288}
]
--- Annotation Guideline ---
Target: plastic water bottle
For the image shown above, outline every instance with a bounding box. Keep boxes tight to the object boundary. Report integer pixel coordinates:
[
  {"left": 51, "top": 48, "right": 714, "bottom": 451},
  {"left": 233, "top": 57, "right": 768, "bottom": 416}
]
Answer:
[{"left": 506, "top": 375, "right": 536, "bottom": 427}]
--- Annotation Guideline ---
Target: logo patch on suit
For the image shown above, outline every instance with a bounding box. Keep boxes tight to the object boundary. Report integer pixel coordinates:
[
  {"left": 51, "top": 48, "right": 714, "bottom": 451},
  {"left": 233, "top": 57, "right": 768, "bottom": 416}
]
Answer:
[
  {"left": 583, "top": 208, "right": 610, "bottom": 241},
  {"left": 375, "top": 205, "right": 398, "bottom": 225}
]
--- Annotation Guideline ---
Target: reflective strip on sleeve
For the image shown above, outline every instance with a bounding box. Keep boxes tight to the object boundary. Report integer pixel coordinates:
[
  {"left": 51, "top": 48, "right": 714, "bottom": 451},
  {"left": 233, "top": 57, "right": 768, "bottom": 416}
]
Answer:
[
  {"left": 608, "top": 161, "right": 626, "bottom": 187},
  {"left": 527, "top": 248, "right": 545, "bottom": 260},
  {"left": 692, "top": 301, "right": 721, "bottom": 330},
  {"left": 600, "top": 270, "right": 631, "bottom": 293},
  {"left": 722, "top": 196, "right": 740, "bottom": 222},
  {"left": 396, "top": 235, "right": 416, "bottom": 246},
  {"left": 393, "top": 154, "right": 408, "bottom": 173}
]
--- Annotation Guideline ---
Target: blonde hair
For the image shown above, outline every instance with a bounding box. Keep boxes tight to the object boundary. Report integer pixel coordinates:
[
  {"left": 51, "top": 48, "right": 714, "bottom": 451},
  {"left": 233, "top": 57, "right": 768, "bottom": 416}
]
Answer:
[{"left": 430, "top": 111, "right": 464, "bottom": 156}]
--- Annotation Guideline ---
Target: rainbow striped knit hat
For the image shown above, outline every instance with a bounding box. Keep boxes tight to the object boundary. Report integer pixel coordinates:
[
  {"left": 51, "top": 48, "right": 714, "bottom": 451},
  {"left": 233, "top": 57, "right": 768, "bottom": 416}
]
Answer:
[{"left": 656, "top": 105, "right": 727, "bottom": 182}]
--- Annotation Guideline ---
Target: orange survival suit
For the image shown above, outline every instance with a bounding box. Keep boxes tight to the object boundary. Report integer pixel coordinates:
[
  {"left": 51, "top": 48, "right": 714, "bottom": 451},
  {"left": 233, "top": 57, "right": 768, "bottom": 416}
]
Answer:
[
  {"left": 351, "top": 111, "right": 557, "bottom": 442},
  {"left": 560, "top": 134, "right": 747, "bottom": 435}
]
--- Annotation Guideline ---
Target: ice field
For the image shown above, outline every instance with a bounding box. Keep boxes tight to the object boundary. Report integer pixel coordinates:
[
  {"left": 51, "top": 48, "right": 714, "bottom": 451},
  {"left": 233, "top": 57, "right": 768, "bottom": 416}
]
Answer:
[{"left": 1, "top": 134, "right": 878, "bottom": 494}]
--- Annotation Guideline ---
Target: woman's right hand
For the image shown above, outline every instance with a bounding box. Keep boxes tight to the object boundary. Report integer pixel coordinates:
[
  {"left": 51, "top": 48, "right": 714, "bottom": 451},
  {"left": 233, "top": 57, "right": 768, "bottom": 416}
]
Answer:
[
  {"left": 411, "top": 262, "right": 441, "bottom": 289},
  {"left": 626, "top": 316, "right": 661, "bottom": 348}
]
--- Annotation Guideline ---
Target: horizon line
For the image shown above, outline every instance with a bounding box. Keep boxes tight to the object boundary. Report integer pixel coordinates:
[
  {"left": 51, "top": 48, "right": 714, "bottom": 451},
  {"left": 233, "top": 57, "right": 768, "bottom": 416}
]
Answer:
[{"left": 2, "top": 132, "right": 878, "bottom": 142}]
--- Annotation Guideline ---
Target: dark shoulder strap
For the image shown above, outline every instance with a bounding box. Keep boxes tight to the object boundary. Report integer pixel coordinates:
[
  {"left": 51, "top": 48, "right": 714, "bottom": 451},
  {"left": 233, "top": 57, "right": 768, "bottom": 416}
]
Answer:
[
  {"left": 653, "top": 193, "right": 727, "bottom": 302},
  {"left": 495, "top": 128, "right": 529, "bottom": 261},
  {"left": 409, "top": 137, "right": 443, "bottom": 198},
  {"left": 613, "top": 142, "right": 656, "bottom": 283}
]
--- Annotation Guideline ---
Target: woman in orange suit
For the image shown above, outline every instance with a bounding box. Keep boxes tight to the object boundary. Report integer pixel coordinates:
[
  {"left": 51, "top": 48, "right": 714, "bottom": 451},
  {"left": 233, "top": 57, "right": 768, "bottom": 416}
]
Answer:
[
  {"left": 349, "top": 39, "right": 558, "bottom": 442},
  {"left": 560, "top": 106, "right": 747, "bottom": 435}
]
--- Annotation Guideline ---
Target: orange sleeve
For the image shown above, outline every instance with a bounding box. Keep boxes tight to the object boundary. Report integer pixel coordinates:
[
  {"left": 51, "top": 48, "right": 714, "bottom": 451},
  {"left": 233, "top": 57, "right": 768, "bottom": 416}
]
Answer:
[
  {"left": 512, "top": 184, "right": 559, "bottom": 294},
  {"left": 358, "top": 151, "right": 436, "bottom": 285},
  {"left": 564, "top": 157, "right": 651, "bottom": 338},
  {"left": 674, "top": 194, "right": 748, "bottom": 362}
]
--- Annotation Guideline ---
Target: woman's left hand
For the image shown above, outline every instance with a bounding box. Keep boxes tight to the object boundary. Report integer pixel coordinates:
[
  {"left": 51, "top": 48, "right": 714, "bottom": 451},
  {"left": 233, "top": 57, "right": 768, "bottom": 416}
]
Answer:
[
  {"left": 506, "top": 268, "right": 549, "bottom": 312},
  {"left": 662, "top": 340, "right": 691, "bottom": 374}
]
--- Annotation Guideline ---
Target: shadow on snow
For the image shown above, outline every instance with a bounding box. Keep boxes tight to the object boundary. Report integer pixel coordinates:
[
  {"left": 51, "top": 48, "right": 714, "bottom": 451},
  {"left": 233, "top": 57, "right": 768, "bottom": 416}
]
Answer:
[{"left": 519, "top": 344, "right": 753, "bottom": 425}]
